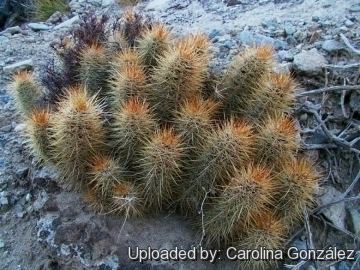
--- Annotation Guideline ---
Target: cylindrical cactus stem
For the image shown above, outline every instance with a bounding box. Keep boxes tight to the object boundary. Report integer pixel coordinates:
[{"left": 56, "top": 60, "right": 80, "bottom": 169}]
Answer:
[
  {"left": 88, "top": 155, "right": 124, "bottom": 197},
  {"left": 79, "top": 44, "right": 110, "bottom": 97},
  {"left": 138, "top": 24, "right": 171, "bottom": 69},
  {"left": 110, "top": 63, "right": 147, "bottom": 107},
  {"left": 110, "top": 181, "right": 144, "bottom": 218},
  {"left": 111, "top": 48, "right": 141, "bottom": 71},
  {"left": 274, "top": 157, "right": 320, "bottom": 225},
  {"left": 50, "top": 87, "right": 106, "bottom": 191},
  {"left": 83, "top": 185, "right": 107, "bottom": 213},
  {"left": 10, "top": 71, "right": 43, "bottom": 115},
  {"left": 221, "top": 46, "right": 274, "bottom": 117},
  {"left": 138, "top": 128, "right": 184, "bottom": 210},
  {"left": 255, "top": 114, "right": 300, "bottom": 168},
  {"left": 25, "top": 108, "right": 53, "bottom": 162},
  {"left": 180, "top": 33, "right": 210, "bottom": 60},
  {"left": 174, "top": 95, "right": 218, "bottom": 153},
  {"left": 111, "top": 97, "right": 157, "bottom": 173},
  {"left": 233, "top": 212, "right": 286, "bottom": 270},
  {"left": 180, "top": 119, "right": 254, "bottom": 214},
  {"left": 203, "top": 164, "right": 274, "bottom": 245},
  {"left": 245, "top": 72, "right": 297, "bottom": 123},
  {"left": 149, "top": 40, "right": 208, "bottom": 122}
]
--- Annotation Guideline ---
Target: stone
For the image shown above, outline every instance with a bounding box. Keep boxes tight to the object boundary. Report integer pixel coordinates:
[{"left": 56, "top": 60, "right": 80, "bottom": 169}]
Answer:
[
  {"left": 349, "top": 209, "right": 360, "bottom": 235},
  {"left": 284, "top": 23, "right": 296, "bottom": 36},
  {"left": 349, "top": 4, "right": 360, "bottom": 12},
  {"left": 102, "top": 0, "right": 115, "bottom": 7},
  {"left": 238, "top": 30, "right": 287, "bottom": 50},
  {"left": 3, "top": 59, "right": 33, "bottom": 74},
  {"left": 345, "top": 20, "right": 354, "bottom": 27},
  {"left": 0, "top": 25, "right": 21, "bottom": 35},
  {"left": 47, "top": 11, "right": 63, "bottom": 24},
  {"left": 33, "top": 191, "right": 49, "bottom": 211},
  {"left": 16, "top": 165, "right": 29, "bottom": 178},
  {"left": 0, "top": 35, "right": 9, "bottom": 43},
  {"left": 322, "top": 39, "right": 345, "bottom": 53},
  {"left": 0, "top": 191, "right": 8, "bottom": 205},
  {"left": 319, "top": 186, "right": 346, "bottom": 230},
  {"left": 293, "top": 48, "right": 327, "bottom": 75},
  {"left": 278, "top": 50, "right": 294, "bottom": 61},
  {"left": 0, "top": 124, "right": 11, "bottom": 132},
  {"left": 54, "top": 15, "right": 79, "bottom": 30},
  {"left": 0, "top": 239, "right": 4, "bottom": 249},
  {"left": 28, "top": 23, "right": 50, "bottom": 31}
]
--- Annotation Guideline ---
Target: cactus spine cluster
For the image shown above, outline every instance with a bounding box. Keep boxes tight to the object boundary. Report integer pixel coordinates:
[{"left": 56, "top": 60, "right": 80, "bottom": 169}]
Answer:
[{"left": 10, "top": 11, "right": 321, "bottom": 269}]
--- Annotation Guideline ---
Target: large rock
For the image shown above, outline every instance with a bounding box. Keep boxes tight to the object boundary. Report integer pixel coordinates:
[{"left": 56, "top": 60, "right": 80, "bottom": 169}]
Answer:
[
  {"left": 322, "top": 39, "right": 345, "bottom": 53},
  {"left": 293, "top": 48, "right": 327, "bottom": 75},
  {"left": 238, "top": 30, "right": 288, "bottom": 50},
  {"left": 28, "top": 23, "right": 51, "bottom": 31},
  {"left": 319, "top": 186, "right": 346, "bottom": 230}
]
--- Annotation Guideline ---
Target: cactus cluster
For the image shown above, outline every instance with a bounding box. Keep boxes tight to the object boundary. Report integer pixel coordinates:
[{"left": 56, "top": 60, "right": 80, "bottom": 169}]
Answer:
[{"left": 10, "top": 11, "right": 320, "bottom": 269}]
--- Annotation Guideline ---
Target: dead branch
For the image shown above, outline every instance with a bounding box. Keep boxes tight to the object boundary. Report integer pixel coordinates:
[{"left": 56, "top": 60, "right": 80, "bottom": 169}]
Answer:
[
  {"left": 296, "top": 85, "right": 360, "bottom": 97},
  {"left": 340, "top": 33, "right": 360, "bottom": 56}
]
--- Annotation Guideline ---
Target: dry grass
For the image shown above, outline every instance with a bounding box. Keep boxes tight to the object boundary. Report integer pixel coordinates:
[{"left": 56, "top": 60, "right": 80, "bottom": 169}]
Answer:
[{"left": 34, "top": 0, "right": 70, "bottom": 21}]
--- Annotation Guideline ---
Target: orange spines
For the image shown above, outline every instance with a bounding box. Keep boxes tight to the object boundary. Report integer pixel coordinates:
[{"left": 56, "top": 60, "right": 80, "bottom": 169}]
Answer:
[
  {"left": 256, "top": 114, "right": 299, "bottom": 167},
  {"left": 180, "top": 119, "right": 254, "bottom": 214},
  {"left": 275, "top": 158, "right": 320, "bottom": 224},
  {"left": 138, "top": 24, "right": 171, "bottom": 68},
  {"left": 245, "top": 72, "right": 297, "bottom": 122},
  {"left": 112, "top": 97, "right": 157, "bottom": 171},
  {"left": 149, "top": 39, "right": 208, "bottom": 122},
  {"left": 88, "top": 155, "right": 123, "bottom": 197},
  {"left": 10, "top": 70, "right": 43, "bottom": 115},
  {"left": 110, "top": 63, "right": 147, "bottom": 106},
  {"left": 79, "top": 44, "right": 109, "bottom": 96},
  {"left": 175, "top": 95, "right": 218, "bottom": 150},
  {"left": 50, "top": 87, "right": 106, "bottom": 191},
  {"left": 138, "top": 128, "right": 184, "bottom": 210},
  {"left": 26, "top": 108, "right": 52, "bottom": 162},
  {"left": 222, "top": 45, "right": 274, "bottom": 117},
  {"left": 235, "top": 212, "right": 285, "bottom": 270},
  {"left": 111, "top": 181, "right": 143, "bottom": 217},
  {"left": 204, "top": 164, "right": 274, "bottom": 245}
]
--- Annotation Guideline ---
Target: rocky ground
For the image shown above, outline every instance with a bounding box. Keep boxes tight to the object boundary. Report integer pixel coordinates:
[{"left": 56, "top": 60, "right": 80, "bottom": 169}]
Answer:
[{"left": 0, "top": 0, "right": 360, "bottom": 269}]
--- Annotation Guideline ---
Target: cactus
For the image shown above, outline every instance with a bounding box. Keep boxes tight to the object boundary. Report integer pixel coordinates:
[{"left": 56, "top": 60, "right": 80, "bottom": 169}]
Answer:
[
  {"left": 25, "top": 108, "right": 53, "bottom": 162},
  {"left": 112, "top": 97, "right": 157, "bottom": 172},
  {"left": 149, "top": 39, "right": 208, "bottom": 122},
  {"left": 83, "top": 185, "right": 107, "bottom": 213},
  {"left": 110, "top": 63, "right": 147, "bottom": 106},
  {"left": 255, "top": 114, "right": 299, "bottom": 167},
  {"left": 180, "top": 119, "right": 254, "bottom": 214},
  {"left": 111, "top": 181, "right": 143, "bottom": 217},
  {"left": 203, "top": 164, "right": 274, "bottom": 245},
  {"left": 138, "top": 24, "right": 171, "bottom": 69},
  {"left": 275, "top": 158, "right": 320, "bottom": 225},
  {"left": 50, "top": 87, "right": 106, "bottom": 191},
  {"left": 10, "top": 11, "right": 322, "bottom": 270},
  {"left": 222, "top": 46, "right": 273, "bottom": 117},
  {"left": 79, "top": 45, "right": 110, "bottom": 97},
  {"left": 10, "top": 71, "right": 43, "bottom": 115},
  {"left": 245, "top": 72, "right": 297, "bottom": 122},
  {"left": 88, "top": 155, "right": 124, "bottom": 197},
  {"left": 234, "top": 212, "right": 285, "bottom": 270},
  {"left": 138, "top": 128, "right": 184, "bottom": 210},
  {"left": 174, "top": 95, "right": 218, "bottom": 152},
  {"left": 111, "top": 48, "right": 141, "bottom": 71}
]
